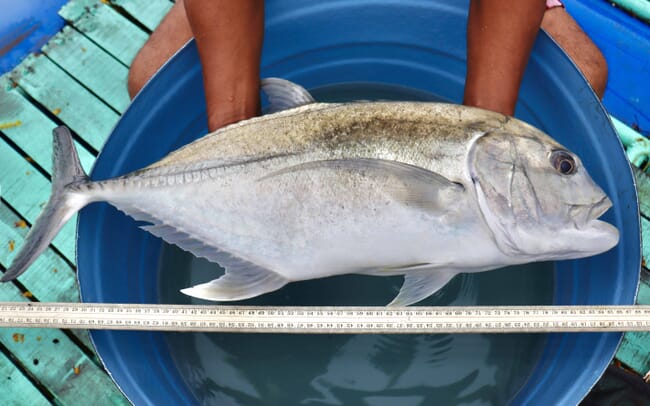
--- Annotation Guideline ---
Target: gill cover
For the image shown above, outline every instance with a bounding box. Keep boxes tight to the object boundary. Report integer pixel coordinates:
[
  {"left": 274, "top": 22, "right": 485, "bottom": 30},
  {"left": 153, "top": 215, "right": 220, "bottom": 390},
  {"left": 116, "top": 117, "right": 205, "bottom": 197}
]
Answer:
[
  {"left": 468, "top": 132, "right": 548, "bottom": 257},
  {"left": 468, "top": 129, "right": 619, "bottom": 260}
]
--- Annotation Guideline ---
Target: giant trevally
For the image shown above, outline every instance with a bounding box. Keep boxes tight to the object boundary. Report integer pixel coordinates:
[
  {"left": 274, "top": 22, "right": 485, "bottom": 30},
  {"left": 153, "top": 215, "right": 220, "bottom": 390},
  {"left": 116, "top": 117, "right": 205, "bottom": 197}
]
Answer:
[{"left": 1, "top": 78, "right": 619, "bottom": 306}]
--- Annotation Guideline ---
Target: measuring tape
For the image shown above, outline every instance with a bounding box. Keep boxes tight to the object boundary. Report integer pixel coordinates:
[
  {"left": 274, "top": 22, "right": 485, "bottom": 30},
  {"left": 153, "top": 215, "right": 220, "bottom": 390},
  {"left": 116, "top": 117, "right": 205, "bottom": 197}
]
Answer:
[{"left": 1, "top": 303, "right": 650, "bottom": 333}]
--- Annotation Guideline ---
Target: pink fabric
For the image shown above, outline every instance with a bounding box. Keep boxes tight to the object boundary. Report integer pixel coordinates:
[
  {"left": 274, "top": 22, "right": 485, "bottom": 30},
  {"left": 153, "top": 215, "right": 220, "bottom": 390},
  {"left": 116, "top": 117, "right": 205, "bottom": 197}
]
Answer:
[{"left": 546, "top": 0, "right": 564, "bottom": 9}]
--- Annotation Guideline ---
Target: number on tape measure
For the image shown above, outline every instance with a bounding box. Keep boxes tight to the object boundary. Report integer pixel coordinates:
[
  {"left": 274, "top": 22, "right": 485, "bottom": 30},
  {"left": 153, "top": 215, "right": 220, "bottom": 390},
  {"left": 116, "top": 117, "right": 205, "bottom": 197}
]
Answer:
[{"left": 0, "top": 303, "right": 649, "bottom": 333}]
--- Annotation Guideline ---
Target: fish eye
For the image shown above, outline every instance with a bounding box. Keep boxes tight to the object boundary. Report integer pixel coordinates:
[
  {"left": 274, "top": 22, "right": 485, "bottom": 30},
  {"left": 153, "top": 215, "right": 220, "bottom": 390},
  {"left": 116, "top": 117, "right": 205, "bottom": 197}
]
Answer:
[{"left": 550, "top": 150, "right": 576, "bottom": 175}]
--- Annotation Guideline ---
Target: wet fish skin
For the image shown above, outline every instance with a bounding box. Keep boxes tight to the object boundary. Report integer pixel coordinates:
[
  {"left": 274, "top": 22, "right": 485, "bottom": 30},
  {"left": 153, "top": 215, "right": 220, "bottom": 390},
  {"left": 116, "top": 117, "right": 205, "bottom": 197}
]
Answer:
[{"left": 1, "top": 79, "right": 619, "bottom": 306}]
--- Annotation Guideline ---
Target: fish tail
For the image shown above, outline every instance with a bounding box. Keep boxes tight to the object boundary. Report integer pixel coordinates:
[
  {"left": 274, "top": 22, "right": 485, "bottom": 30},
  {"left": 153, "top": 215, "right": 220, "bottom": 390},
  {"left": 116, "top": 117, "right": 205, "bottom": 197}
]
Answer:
[{"left": 1, "top": 126, "right": 92, "bottom": 282}]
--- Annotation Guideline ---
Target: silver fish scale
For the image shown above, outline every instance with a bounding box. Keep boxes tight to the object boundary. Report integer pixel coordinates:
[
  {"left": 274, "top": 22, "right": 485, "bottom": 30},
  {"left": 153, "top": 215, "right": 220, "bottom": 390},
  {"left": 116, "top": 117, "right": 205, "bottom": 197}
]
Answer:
[{"left": 138, "top": 102, "right": 510, "bottom": 184}]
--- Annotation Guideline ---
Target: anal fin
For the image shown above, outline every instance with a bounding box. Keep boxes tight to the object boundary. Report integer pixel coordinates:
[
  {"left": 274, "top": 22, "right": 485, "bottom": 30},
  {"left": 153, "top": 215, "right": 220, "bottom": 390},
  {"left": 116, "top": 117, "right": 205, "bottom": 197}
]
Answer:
[
  {"left": 388, "top": 271, "right": 457, "bottom": 306},
  {"left": 139, "top": 222, "right": 288, "bottom": 302},
  {"left": 181, "top": 268, "right": 288, "bottom": 302}
]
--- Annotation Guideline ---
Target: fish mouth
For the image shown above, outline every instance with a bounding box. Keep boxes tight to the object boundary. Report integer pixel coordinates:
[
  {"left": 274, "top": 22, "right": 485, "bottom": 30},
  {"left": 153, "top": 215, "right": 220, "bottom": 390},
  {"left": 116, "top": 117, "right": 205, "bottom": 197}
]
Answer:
[
  {"left": 570, "top": 195, "right": 613, "bottom": 229},
  {"left": 565, "top": 195, "right": 619, "bottom": 257},
  {"left": 586, "top": 196, "right": 613, "bottom": 222}
]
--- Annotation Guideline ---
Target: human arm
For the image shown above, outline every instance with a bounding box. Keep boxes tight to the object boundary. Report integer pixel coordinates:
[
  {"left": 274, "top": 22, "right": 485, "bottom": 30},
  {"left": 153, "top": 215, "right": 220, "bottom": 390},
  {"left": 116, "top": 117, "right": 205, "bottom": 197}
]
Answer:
[
  {"left": 463, "top": 0, "right": 546, "bottom": 116},
  {"left": 184, "top": 0, "right": 264, "bottom": 131}
]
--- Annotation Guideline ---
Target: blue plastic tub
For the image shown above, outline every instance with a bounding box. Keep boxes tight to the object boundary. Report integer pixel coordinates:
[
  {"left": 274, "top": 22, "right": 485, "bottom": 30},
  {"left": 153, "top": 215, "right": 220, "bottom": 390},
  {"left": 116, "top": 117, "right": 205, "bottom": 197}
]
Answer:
[
  {"left": 77, "top": 0, "right": 640, "bottom": 404},
  {"left": 0, "top": 0, "right": 67, "bottom": 75}
]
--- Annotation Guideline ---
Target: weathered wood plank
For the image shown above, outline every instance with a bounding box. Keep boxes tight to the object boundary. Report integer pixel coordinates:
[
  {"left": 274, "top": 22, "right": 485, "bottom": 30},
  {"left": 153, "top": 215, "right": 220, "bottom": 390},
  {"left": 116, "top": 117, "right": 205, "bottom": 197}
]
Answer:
[
  {"left": 0, "top": 79, "right": 96, "bottom": 349},
  {"left": 0, "top": 202, "right": 80, "bottom": 304},
  {"left": 0, "top": 202, "right": 93, "bottom": 349},
  {"left": 59, "top": 0, "right": 148, "bottom": 66},
  {"left": 8, "top": 54, "right": 119, "bottom": 151},
  {"left": 613, "top": 167, "right": 650, "bottom": 377},
  {"left": 43, "top": 26, "right": 130, "bottom": 113},
  {"left": 0, "top": 191, "right": 107, "bottom": 395},
  {"left": 633, "top": 165, "right": 650, "bottom": 220},
  {"left": 0, "top": 141, "right": 76, "bottom": 262},
  {"left": 642, "top": 218, "right": 650, "bottom": 265},
  {"left": 0, "top": 78, "right": 95, "bottom": 174},
  {"left": 109, "top": 0, "right": 173, "bottom": 31},
  {"left": 0, "top": 0, "right": 161, "bottom": 402},
  {"left": 0, "top": 283, "right": 128, "bottom": 405},
  {"left": 0, "top": 351, "right": 51, "bottom": 406},
  {"left": 618, "top": 272, "right": 650, "bottom": 377}
]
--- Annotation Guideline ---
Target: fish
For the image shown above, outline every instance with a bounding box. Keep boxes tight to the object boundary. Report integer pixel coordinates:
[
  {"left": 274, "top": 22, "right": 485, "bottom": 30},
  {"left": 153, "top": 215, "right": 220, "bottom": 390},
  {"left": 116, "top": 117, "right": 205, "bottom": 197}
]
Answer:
[{"left": 1, "top": 78, "right": 619, "bottom": 306}]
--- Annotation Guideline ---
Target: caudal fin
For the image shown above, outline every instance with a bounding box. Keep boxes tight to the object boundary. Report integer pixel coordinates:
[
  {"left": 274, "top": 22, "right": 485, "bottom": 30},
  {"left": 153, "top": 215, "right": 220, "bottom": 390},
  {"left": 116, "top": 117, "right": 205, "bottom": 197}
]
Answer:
[{"left": 1, "top": 126, "right": 91, "bottom": 282}]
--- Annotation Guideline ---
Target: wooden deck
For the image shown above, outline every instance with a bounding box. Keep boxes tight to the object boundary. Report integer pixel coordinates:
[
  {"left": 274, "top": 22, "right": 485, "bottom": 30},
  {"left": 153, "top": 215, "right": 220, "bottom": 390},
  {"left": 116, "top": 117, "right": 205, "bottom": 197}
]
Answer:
[{"left": 0, "top": 0, "right": 648, "bottom": 403}]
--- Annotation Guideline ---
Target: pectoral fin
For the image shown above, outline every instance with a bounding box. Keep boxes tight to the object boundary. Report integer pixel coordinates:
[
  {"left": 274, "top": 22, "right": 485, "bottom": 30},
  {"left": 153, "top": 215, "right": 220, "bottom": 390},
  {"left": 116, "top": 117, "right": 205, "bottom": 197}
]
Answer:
[
  {"left": 388, "top": 271, "right": 457, "bottom": 306},
  {"left": 259, "top": 158, "right": 464, "bottom": 212}
]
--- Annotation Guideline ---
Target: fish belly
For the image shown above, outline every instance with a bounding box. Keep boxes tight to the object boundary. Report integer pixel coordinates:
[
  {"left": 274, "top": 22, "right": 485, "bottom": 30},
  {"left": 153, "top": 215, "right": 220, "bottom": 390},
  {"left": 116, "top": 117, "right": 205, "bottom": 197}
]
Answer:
[{"left": 100, "top": 159, "right": 498, "bottom": 282}]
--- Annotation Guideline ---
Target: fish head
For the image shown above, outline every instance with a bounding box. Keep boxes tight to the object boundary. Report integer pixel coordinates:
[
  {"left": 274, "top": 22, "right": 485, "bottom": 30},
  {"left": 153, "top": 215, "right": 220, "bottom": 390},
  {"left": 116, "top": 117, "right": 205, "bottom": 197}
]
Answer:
[{"left": 467, "top": 122, "right": 619, "bottom": 262}]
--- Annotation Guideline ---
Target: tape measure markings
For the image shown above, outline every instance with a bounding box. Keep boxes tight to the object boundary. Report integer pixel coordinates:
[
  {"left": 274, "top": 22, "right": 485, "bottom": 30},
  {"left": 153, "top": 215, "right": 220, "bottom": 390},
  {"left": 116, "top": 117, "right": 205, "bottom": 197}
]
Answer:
[{"left": 1, "top": 303, "right": 649, "bottom": 333}]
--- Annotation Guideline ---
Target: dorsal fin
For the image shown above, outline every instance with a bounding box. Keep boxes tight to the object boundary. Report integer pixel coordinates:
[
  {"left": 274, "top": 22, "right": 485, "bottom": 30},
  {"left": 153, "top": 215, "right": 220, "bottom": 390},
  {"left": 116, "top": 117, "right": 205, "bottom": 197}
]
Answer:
[{"left": 261, "top": 77, "right": 316, "bottom": 113}]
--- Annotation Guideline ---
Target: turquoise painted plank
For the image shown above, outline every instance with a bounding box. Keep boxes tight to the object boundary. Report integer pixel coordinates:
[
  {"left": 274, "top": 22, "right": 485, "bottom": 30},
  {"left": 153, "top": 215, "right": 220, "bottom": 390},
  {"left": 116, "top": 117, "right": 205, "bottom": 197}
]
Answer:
[
  {"left": 0, "top": 202, "right": 93, "bottom": 349},
  {"left": 633, "top": 166, "right": 650, "bottom": 263},
  {"left": 617, "top": 272, "right": 650, "bottom": 377},
  {"left": 110, "top": 0, "right": 173, "bottom": 31},
  {"left": 0, "top": 283, "right": 128, "bottom": 405},
  {"left": 615, "top": 167, "right": 650, "bottom": 377},
  {"left": 0, "top": 78, "right": 95, "bottom": 174},
  {"left": 633, "top": 165, "right": 650, "bottom": 220},
  {"left": 43, "top": 26, "right": 130, "bottom": 113},
  {"left": 0, "top": 2, "right": 147, "bottom": 402},
  {"left": 59, "top": 0, "right": 149, "bottom": 66},
  {"left": 0, "top": 351, "right": 51, "bottom": 406},
  {"left": 8, "top": 54, "right": 119, "bottom": 151},
  {"left": 642, "top": 218, "right": 650, "bottom": 265},
  {"left": 611, "top": 0, "right": 650, "bottom": 22},
  {"left": 0, "top": 141, "right": 76, "bottom": 262},
  {"left": 0, "top": 202, "right": 81, "bottom": 303}
]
